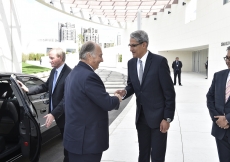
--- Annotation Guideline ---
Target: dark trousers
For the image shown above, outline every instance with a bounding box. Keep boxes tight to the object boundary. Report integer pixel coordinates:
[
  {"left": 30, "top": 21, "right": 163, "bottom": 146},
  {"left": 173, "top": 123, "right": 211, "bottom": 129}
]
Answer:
[
  {"left": 136, "top": 109, "right": 167, "bottom": 162},
  {"left": 60, "top": 128, "right": 69, "bottom": 162},
  {"left": 216, "top": 135, "right": 230, "bottom": 162},
  {"left": 68, "top": 152, "right": 102, "bottom": 162},
  {"left": 173, "top": 71, "right": 181, "bottom": 85}
]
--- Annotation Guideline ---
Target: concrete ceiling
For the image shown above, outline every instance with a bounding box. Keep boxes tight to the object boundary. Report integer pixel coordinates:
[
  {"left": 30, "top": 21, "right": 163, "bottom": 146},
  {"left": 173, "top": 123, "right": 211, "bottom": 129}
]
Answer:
[
  {"left": 50, "top": 0, "right": 178, "bottom": 21},
  {"left": 37, "top": 0, "right": 179, "bottom": 27},
  {"left": 55, "top": 0, "right": 178, "bottom": 22}
]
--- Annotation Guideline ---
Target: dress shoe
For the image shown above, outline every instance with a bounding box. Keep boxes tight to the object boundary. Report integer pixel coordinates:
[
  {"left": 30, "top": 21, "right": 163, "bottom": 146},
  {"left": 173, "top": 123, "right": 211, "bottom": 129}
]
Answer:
[{"left": 179, "top": 84, "right": 182, "bottom": 86}]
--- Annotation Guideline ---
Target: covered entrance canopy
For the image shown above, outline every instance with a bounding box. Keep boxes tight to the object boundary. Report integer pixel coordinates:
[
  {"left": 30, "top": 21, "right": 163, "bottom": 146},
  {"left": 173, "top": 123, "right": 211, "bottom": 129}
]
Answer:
[{"left": 37, "top": 0, "right": 178, "bottom": 27}]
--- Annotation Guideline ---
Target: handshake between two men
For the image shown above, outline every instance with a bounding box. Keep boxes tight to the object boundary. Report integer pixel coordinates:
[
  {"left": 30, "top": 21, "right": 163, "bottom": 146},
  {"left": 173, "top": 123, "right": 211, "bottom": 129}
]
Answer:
[{"left": 114, "top": 90, "right": 126, "bottom": 102}]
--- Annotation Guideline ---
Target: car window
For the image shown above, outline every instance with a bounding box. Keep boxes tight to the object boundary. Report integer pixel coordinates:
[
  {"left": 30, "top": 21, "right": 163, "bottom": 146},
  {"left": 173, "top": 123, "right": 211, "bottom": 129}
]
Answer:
[
  {"left": 23, "top": 77, "right": 44, "bottom": 88},
  {"left": 22, "top": 77, "right": 47, "bottom": 101}
]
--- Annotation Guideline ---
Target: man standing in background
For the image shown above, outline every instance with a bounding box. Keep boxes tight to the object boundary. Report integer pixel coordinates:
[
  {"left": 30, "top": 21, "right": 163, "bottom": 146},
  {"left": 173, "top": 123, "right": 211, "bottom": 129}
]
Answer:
[
  {"left": 205, "top": 57, "right": 208, "bottom": 79},
  {"left": 172, "top": 57, "right": 183, "bottom": 86},
  {"left": 18, "top": 48, "right": 71, "bottom": 162}
]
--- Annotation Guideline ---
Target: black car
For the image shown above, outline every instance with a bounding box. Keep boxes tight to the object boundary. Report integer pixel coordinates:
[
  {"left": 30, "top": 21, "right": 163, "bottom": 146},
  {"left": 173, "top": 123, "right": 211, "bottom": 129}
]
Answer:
[{"left": 0, "top": 73, "right": 60, "bottom": 162}]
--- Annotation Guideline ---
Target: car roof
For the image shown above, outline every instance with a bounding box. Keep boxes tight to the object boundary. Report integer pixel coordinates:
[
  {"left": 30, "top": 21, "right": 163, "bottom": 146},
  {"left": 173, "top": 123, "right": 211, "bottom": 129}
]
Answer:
[
  {"left": 0, "top": 72, "right": 36, "bottom": 77},
  {"left": 0, "top": 73, "right": 39, "bottom": 82}
]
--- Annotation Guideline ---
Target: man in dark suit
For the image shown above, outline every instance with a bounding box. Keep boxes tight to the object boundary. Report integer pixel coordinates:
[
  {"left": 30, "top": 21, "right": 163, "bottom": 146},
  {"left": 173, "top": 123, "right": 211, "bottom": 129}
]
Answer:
[
  {"left": 64, "top": 41, "right": 121, "bottom": 162},
  {"left": 207, "top": 46, "right": 230, "bottom": 162},
  {"left": 115, "top": 30, "right": 175, "bottom": 162},
  {"left": 18, "top": 48, "right": 71, "bottom": 162},
  {"left": 172, "top": 57, "right": 183, "bottom": 86}
]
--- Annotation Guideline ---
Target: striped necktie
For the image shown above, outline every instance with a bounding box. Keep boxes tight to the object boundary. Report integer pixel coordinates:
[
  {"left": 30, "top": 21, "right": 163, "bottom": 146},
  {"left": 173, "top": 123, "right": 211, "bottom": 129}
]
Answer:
[{"left": 225, "top": 79, "right": 230, "bottom": 102}]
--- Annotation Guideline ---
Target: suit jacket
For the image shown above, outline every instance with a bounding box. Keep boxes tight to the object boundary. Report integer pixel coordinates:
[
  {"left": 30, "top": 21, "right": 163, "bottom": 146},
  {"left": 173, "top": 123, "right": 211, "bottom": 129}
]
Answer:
[
  {"left": 28, "top": 64, "right": 71, "bottom": 128},
  {"left": 172, "top": 60, "right": 182, "bottom": 73},
  {"left": 207, "top": 69, "right": 230, "bottom": 142},
  {"left": 63, "top": 61, "right": 120, "bottom": 154},
  {"left": 124, "top": 52, "right": 175, "bottom": 128}
]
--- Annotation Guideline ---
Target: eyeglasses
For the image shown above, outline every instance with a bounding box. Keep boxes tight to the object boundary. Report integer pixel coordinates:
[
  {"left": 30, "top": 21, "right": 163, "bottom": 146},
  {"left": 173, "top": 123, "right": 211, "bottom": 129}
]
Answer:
[
  {"left": 128, "top": 42, "right": 143, "bottom": 48},
  {"left": 224, "top": 56, "right": 230, "bottom": 61}
]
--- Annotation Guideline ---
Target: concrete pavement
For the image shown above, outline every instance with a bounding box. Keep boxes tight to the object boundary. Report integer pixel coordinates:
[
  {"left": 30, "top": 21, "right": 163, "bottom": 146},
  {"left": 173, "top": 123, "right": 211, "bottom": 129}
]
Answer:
[{"left": 101, "top": 71, "right": 218, "bottom": 162}]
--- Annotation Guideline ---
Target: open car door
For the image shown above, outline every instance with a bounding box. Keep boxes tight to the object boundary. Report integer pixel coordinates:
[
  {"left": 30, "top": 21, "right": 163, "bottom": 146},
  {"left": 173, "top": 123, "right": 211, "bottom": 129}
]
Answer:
[{"left": 10, "top": 74, "right": 42, "bottom": 162}]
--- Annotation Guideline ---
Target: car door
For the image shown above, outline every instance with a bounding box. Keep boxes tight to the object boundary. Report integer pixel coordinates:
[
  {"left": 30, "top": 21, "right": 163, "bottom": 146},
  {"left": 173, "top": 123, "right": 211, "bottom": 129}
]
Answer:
[
  {"left": 20, "top": 76, "right": 53, "bottom": 132},
  {"left": 10, "top": 74, "right": 42, "bottom": 162}
]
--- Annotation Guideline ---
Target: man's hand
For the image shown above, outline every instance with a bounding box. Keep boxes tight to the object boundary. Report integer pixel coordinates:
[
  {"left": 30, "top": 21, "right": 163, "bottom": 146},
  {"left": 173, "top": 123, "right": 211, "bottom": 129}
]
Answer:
[
  {"left": 44, "top": 114, "right": 55, "bottom": 128},
  {"left": 160, "top": 119, "right": 170, "bottom": 133},
  {"left": 114, "top": 93, "right": 122, "bottom": 102},
  {"left": 114, "top": 90, "right": 126, "bottom": 98},
  {"left": 214, "top": 115, "right": 229, "bottom": 128},
  {"left": 17, "top": 80, "right": 29, "bottom": 92},
  {"left": 224, "top": 124, "right": 230, "bottom": 130}
]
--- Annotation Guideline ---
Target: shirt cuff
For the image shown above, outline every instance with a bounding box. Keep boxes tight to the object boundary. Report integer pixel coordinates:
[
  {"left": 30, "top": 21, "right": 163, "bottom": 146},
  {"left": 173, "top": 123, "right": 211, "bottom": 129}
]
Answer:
[{"left": 122, "top": 90, "right": 127, "bottom": 100}]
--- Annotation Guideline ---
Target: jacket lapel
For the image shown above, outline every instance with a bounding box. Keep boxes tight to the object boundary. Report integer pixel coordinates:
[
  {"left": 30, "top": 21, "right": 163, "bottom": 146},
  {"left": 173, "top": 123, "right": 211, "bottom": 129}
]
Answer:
[
  {"left": 52, "top": 64, "right": 66, "bottom": 93},
  {"left": 141, "top": 52, "right": 152, "bottom": 86},
  {"left": 50, "top": 69, "right": 55, "bottom": 94},
  {"left": 133, "top": 58, "right": 140, "bottom": 85}
]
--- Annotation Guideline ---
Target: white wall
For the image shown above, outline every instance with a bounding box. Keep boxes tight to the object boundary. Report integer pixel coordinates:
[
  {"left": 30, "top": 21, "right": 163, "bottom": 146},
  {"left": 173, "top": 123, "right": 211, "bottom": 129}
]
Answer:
[
  {"left": 0, "top": 0, "right": 22, "bottom": 72},
  {"left": 134, "top": 0, "right": 230, "bottom": 79},
  {"left": 158, "top": 51, "right": 193, "bottom": 72}
]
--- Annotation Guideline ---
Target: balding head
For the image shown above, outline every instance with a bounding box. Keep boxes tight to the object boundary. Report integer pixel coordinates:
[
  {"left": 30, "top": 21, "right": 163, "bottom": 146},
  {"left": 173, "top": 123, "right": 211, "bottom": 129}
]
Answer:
[
  {"left": 80, "top": 41, "right": 103, "bottom": 70},
  {"left": 79, "top": 41, "right": 97, "bottom": 60}
]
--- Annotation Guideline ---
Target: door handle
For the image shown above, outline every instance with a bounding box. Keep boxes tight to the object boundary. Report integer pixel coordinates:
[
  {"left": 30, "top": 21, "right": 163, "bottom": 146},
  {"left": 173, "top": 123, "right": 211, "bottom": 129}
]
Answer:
[{"left": 40, "top": 108, "right": 47, "bottom": 114}]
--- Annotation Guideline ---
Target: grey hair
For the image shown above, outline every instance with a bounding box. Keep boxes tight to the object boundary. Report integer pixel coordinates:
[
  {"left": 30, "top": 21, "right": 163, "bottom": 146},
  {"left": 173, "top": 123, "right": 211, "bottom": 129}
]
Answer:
[
  {"left": 50, "top": 48, "right": 66, "bottom": 62},
  {"left": 130, "top": 30, "right": 149, "bottom": 47},
  {"left": 79, "top": 41, "right": 96, "bottom": 60}
]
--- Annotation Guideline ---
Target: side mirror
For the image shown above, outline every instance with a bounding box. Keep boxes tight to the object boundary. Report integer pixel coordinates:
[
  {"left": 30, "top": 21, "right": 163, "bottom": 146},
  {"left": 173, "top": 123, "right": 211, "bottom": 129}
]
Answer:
[
  {"left": 40, "top": 95, "right": 44, "bottom": 99},
  {"left": 40, "top": 92, "right": 49, "bottom": 104},
  {"left": 43, "top": 100, "right": 49, "bottom": 105},
  {"left": 40, "top": 92, "right": 49, "bottom": 99}
]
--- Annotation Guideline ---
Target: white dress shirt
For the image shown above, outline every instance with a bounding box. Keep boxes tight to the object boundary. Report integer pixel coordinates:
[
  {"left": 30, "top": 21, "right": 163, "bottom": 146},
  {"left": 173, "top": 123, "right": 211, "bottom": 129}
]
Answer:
[
  {"left": 137, "top": 51, "right": 149, "bottom": 77},
  {"left": 55, "top": 63, "right": 65, "bottom": 81}
]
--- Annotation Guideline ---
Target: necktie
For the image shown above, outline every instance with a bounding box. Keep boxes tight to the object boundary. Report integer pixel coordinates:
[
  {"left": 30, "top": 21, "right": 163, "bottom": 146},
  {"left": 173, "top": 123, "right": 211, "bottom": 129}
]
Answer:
[
  {"left": 51, "top": 70, "right": 57, "bottom": 111},
  {"left": 225, "top": 79, "right": 230, "bottom": 102},
  {"left": 139, "top": 60, "right": 143, "bottom": 84},
  {"left": 52, "top": 70, "right": 58, "bottom": 93}
]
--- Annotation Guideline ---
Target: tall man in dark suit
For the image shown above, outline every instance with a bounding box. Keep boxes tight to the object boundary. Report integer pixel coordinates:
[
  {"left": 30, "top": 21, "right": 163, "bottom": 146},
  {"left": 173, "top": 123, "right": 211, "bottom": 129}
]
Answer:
[
  {"left": 64, "top": 41, "right": 122, "bottom": 162},
  {"left": 172, "top": 57, "right": 183, "bottom": 86},
  {"left": 207, "top": 46, "right": 230, "bottom": 162},
  {"left": 115, "top": 30, "right": 175, "bottom": 162},
  {"left": 18, "top": 48, "right": 71, "bottom": 162}
]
